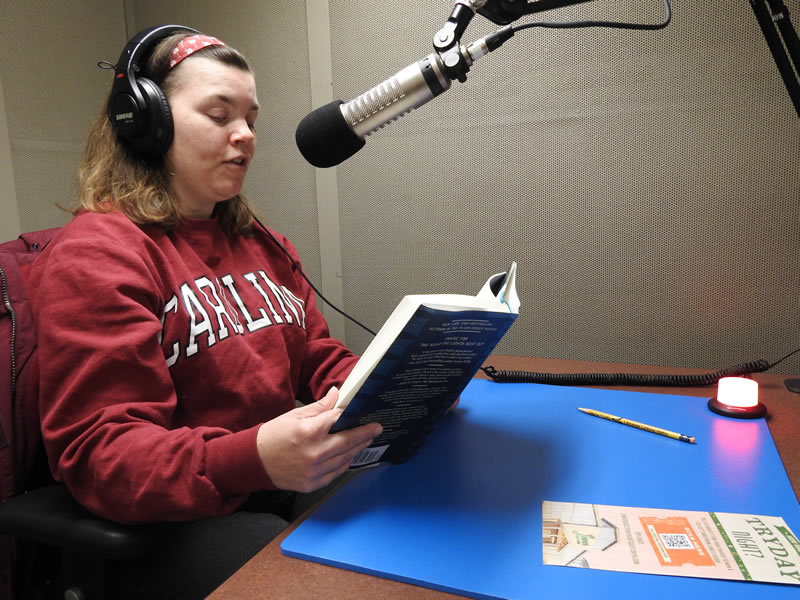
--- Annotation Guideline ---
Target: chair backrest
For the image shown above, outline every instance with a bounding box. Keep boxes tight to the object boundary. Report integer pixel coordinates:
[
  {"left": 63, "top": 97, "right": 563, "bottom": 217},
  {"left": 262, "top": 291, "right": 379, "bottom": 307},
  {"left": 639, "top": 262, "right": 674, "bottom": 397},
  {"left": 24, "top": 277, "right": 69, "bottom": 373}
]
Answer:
[{"left": 0, "top": 228, "right": 61, "bottom": 597}]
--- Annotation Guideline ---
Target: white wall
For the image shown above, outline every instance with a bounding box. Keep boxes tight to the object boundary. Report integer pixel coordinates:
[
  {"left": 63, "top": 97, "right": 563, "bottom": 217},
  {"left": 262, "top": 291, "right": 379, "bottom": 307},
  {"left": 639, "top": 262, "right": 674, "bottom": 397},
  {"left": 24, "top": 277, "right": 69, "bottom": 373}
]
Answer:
[{"left": 0, "top": 0, "right": 128, "bottom": 235}]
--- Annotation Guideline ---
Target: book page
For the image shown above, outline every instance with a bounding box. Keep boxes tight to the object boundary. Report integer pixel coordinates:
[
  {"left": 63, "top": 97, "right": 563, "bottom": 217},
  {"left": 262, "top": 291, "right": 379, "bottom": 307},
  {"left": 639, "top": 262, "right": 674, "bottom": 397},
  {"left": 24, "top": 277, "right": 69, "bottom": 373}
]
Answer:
[{"left": 542, "top": 501, "right": 800, "bottom": 585}]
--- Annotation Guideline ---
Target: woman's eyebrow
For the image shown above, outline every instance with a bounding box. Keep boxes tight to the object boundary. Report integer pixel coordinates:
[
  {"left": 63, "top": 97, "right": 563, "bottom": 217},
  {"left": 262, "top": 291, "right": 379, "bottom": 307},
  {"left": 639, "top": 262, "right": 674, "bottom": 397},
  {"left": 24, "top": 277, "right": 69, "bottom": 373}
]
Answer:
[{"left": 213, "top": 94, "right": 260, "bottom": 112}]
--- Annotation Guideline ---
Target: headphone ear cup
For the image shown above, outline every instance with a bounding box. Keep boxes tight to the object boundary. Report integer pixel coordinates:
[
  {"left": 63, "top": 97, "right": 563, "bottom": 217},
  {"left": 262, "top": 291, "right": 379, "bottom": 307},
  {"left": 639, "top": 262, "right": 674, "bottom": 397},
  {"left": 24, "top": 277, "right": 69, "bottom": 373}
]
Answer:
[{"left": 127, "top": 77, "right": 174, "bottom": 157}]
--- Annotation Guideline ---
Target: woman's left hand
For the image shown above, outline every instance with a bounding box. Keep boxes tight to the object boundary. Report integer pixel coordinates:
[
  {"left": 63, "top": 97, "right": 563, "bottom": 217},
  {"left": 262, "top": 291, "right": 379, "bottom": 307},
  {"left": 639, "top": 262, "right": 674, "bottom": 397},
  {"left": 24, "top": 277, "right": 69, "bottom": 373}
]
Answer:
[{"left": 255, "top": 387, "right": 382, "bottom": 493}]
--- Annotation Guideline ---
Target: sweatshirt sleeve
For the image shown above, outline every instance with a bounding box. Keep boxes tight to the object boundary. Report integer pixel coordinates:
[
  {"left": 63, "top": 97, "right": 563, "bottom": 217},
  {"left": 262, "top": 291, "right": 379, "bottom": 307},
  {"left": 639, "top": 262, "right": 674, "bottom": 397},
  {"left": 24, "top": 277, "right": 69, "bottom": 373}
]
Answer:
[{"left": 29, "top": 224, "right": 273, "bottom": 524}]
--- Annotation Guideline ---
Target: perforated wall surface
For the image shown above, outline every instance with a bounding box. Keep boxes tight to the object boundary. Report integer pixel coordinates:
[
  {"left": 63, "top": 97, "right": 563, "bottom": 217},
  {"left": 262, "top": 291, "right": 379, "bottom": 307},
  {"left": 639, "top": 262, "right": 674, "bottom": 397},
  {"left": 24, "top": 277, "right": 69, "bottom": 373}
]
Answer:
[
  {"left": 2, "top": 1, "right": 798, "bottom": 374},
  {"left": 330, "top": 1, "right": 800, "bottom": 372}
]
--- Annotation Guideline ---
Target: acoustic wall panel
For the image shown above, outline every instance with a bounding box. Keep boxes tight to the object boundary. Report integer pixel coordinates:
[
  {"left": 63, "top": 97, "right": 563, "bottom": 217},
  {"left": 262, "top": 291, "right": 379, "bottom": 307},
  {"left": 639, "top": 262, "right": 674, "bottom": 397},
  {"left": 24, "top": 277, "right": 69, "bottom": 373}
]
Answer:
[
  {"left": 2, "top": 1, "right": 798, "bottom": 374},
  {"left": 328, "top": 1, "right": 800, "bottom": 372}
]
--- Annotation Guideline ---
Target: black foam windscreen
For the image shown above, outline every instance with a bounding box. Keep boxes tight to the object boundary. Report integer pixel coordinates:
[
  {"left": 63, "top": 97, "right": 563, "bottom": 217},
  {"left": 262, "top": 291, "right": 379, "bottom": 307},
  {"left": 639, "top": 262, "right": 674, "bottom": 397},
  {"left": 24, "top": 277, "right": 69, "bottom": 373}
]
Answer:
[{"left": 295, "top": 100, "right": 366, "bottom": 168}]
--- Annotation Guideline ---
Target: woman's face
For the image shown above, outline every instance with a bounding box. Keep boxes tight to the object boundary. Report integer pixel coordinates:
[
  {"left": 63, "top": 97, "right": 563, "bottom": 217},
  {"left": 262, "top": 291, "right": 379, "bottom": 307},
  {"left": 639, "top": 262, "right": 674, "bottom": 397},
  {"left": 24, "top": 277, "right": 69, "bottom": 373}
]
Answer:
[{"left": 165, "top": 56, "right": 259, "bottom": 218}]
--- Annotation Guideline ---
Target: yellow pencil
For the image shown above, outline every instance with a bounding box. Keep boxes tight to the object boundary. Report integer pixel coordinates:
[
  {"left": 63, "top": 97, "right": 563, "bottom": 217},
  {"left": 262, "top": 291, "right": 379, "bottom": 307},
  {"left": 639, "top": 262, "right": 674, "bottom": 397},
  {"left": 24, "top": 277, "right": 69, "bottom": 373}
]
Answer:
[{"left": 577, "top": 407, "right": 696, "bottom": 444}]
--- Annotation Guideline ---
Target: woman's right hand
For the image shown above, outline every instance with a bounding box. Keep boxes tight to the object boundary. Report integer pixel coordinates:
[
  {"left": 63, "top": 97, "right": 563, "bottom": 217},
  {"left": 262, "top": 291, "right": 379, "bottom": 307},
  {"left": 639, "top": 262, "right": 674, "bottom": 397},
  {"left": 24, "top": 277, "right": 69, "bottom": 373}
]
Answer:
[{"left": 256, "top": 387, "right": 382, "bottom": 493}]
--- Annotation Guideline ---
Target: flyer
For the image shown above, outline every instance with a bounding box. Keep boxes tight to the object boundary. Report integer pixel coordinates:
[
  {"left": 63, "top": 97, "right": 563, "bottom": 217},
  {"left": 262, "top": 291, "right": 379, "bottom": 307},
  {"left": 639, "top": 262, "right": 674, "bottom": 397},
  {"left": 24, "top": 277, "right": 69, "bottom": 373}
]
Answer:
[{"left": 542, "top": 501, "right": 800, "bottom": 585}]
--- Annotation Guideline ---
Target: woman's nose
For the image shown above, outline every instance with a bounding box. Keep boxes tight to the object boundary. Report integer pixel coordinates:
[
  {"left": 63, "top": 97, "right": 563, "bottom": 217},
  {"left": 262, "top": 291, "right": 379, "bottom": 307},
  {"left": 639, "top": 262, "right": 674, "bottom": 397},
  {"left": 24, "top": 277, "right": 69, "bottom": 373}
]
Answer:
[{"left": 231, "top": 120, "right": 255, "bottom": 145}]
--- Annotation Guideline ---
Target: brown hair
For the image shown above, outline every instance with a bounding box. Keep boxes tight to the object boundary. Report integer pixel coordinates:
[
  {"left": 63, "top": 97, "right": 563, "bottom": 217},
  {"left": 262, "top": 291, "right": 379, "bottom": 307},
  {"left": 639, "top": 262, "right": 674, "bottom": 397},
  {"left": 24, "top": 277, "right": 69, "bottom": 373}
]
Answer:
[{"left": 75, "top": 32, "right": 256, "bottom": 236}]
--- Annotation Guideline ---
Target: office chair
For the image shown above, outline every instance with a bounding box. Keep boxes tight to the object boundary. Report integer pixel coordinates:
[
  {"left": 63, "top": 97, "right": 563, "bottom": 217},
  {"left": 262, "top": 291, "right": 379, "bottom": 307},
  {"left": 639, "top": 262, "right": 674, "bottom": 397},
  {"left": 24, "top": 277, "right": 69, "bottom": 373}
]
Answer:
[{"left": 0, "top": 483, "right": 167, "bottom": 599}]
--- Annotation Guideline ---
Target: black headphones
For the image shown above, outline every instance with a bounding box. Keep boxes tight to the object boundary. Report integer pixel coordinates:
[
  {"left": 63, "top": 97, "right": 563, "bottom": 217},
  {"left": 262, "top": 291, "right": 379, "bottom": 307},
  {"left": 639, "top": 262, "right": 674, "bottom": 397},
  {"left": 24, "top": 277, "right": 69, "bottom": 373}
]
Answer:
[{"left": 108, "top": 24, "right": 200, "bottom": 158}]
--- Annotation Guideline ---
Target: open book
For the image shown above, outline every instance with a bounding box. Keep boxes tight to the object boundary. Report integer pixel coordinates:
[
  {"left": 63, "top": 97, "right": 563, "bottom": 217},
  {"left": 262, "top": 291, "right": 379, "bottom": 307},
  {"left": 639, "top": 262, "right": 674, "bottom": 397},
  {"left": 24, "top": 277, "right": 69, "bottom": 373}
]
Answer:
[{"left": 330, "top": 263, "right": 520, "bottom": 468}]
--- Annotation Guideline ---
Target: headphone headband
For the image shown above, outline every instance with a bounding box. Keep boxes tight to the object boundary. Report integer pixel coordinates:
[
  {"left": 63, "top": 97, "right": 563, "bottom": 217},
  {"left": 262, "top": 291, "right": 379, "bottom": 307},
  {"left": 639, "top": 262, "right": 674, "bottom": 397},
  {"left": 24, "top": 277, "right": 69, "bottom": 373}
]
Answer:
[{"left": 108, "top": 24, "right": 200, "bottom": 157}]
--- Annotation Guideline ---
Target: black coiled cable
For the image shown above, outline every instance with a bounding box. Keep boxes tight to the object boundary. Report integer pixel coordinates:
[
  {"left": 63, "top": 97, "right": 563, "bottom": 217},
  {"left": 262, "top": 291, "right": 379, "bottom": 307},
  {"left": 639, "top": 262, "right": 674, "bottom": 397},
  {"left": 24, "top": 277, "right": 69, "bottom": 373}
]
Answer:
[{"left": 480, "top": 356, "right": 784, "bottom": 387}]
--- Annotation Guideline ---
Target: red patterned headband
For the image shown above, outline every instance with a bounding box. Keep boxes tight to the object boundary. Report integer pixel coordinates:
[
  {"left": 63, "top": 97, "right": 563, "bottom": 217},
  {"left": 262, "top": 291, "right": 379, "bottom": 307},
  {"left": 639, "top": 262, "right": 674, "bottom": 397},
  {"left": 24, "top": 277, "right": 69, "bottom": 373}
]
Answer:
[{"left": 169, "top": 34, "right": 227, "bottom": 69}]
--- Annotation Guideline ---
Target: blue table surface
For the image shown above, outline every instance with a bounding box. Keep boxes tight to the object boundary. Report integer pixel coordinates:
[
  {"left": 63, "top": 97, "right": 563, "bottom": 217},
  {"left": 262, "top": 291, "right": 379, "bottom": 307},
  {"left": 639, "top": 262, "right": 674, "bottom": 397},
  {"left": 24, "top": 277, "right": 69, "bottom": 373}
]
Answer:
[{"left": 282, "top": 379, "right": 800, "bottom": 599}]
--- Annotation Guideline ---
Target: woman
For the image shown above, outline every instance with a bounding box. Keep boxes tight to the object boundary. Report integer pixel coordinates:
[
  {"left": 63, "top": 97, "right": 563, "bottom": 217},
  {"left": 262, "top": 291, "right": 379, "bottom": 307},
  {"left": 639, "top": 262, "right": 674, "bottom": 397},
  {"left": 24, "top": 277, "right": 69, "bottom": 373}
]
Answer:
[{"left": 25, "top": 26, "right": 381, "bottom": 597}]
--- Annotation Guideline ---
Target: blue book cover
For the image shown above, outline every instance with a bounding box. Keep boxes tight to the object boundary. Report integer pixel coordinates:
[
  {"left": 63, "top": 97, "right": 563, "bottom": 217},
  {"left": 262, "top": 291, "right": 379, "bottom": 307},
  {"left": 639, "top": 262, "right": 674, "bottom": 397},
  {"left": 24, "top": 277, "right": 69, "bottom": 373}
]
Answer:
[{"left": 330, "top": 264, "right": 519, "bottom": 467}]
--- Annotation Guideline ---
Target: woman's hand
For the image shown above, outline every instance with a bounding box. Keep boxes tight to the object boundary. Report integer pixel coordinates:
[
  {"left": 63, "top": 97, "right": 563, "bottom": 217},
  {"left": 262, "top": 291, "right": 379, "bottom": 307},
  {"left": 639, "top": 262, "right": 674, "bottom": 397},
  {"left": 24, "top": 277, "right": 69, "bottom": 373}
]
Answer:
[{"left": 256, "top": 387, "right": 382, "bottom": 493}]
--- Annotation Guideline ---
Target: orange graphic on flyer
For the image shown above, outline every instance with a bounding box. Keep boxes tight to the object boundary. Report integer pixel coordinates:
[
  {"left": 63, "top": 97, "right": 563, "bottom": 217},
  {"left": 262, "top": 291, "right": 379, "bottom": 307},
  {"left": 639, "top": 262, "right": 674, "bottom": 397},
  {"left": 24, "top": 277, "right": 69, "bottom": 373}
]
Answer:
[{"left": 640, "top": 516, "right": 715, "bottom": 567}]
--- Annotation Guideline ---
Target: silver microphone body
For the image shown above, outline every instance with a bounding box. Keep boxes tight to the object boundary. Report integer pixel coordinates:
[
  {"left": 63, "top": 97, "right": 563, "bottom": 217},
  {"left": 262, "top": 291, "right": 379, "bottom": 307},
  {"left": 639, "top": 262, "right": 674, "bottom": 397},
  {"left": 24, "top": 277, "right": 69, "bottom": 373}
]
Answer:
[
  {"left": 295, "top": 34, "right": 501, "bottom": 167},
  {"left": 340, "top": 53, "right": 452, "bottom": 138}
]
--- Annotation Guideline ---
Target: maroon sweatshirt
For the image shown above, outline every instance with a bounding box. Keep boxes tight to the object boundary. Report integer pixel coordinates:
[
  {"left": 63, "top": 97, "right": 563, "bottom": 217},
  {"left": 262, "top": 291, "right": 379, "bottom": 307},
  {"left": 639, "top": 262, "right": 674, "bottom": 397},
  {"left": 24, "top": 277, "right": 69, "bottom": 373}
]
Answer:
[{"left": 25, "top": 210, "right": 357, "bottom": 523}]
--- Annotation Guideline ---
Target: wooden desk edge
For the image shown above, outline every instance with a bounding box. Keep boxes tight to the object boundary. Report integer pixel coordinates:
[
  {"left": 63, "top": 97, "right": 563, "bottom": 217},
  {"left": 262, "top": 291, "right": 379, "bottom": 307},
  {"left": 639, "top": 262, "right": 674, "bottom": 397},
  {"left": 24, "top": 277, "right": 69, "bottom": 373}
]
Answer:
[{"left": 208, "top": 355, "right": 800, "bottom": 599}]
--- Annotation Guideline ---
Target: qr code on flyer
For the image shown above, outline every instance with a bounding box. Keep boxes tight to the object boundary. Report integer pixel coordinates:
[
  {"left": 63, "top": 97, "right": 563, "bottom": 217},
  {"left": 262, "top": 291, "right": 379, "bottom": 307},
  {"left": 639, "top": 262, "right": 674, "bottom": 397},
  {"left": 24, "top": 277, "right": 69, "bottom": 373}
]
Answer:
[{"left": 660, "top": 533, "right": 693, "bottom": 549}]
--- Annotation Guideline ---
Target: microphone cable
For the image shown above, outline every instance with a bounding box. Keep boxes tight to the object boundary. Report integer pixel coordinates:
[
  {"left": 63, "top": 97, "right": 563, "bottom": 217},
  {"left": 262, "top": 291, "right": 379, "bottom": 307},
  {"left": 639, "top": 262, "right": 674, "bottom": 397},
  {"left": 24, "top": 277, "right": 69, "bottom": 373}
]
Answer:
[
  {"left": 512, "top": 0, "right": 671, "bottom": 33},
  {"left": 253, "top": 216, "right": 377, "bottom": 336},
  {"left": 481, "top": 346, "right": 800, "bottom": 387}
]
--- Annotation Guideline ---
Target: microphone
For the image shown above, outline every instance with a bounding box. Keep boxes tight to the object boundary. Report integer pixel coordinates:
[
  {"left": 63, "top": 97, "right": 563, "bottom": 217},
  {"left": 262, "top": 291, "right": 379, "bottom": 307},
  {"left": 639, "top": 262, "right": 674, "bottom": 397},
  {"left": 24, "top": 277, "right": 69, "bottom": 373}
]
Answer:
[{"left": 295, "top": 27, "right": 513, "bottom": 168}]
